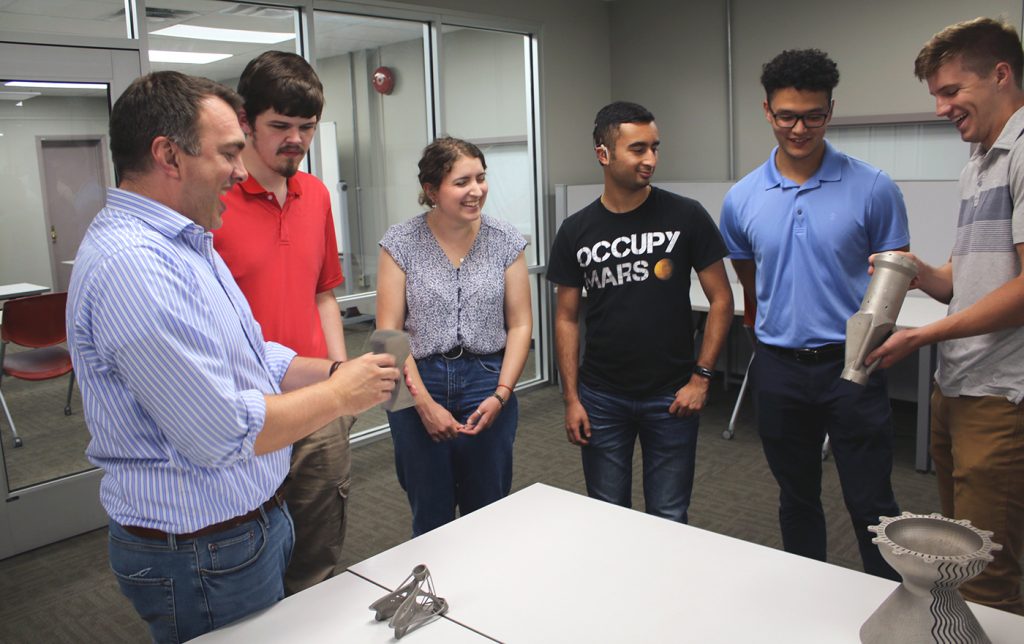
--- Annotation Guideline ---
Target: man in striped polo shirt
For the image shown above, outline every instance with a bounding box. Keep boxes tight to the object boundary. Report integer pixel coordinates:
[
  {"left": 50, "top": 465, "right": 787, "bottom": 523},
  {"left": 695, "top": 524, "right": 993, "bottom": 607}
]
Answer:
[
  {"left": 869, "top": 18, "right": 1024, "bottom": 615},
  {"left": 66, "top": 71, "right": 401, "bottom": 642}
]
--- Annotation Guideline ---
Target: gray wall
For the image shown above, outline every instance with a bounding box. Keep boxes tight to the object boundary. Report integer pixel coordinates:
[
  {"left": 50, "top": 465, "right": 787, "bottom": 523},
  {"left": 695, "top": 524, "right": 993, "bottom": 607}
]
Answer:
[
  {"left": 731, "top": 0, "right": 1023, "bottom": 175},
  {"left": 602, "top": 0, "right": 1022, "bottom": 180},
  {"left": 609, "top": 0, "right": 730, "bottom": 181}
]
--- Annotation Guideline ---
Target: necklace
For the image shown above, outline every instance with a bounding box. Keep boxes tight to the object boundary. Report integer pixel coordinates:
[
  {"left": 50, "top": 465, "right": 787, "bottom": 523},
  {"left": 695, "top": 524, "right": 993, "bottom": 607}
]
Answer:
[{"left": 427, "top": 208, "right": 475, "bottom": 268}]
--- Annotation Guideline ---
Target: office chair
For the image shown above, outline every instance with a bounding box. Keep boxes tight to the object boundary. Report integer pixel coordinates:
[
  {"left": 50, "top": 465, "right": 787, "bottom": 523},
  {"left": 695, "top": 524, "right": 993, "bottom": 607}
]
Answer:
[
  {"left": 0, "top": 292, "right": 75, "bottom": 448},
  {"left": 724, "top": 290, "right": 756, "bottom": 440}
]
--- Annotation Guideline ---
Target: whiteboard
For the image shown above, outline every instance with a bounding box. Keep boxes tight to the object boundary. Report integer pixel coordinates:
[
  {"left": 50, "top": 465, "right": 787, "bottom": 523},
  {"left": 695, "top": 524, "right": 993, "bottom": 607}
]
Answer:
[{"left": 556, "top": 179, "right": 959, "bottom": 282}]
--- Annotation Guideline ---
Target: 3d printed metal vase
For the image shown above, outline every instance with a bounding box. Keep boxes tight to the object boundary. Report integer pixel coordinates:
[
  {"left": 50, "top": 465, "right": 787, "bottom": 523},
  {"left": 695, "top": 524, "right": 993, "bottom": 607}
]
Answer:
[
  {"left": 860, "top": 512, "right": 1001, "bottom": 644},
  {"left": 369, "top": 564, "right": 448, "bottom": 639},
  {"left": 842, "top": 252, "right": 918, "bottom": 385}
]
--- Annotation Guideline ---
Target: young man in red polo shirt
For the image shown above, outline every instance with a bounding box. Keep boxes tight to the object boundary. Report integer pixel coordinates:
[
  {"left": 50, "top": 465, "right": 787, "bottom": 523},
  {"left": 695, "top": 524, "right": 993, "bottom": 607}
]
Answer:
[{"left": 213, "top": 51, "right": 352, "bottom": 595}]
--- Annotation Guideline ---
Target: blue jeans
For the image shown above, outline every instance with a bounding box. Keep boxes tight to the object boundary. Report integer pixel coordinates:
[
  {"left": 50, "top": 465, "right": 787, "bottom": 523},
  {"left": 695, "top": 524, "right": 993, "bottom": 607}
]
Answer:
[
  {"left": 578, "top": 381, "right": 699, "bottom": 523},
  {"left": 387, "top": 352, "right": 517, "bottom": 537},
  {"left": 108, "top": 503, "right": 295, "bottom": 643}
]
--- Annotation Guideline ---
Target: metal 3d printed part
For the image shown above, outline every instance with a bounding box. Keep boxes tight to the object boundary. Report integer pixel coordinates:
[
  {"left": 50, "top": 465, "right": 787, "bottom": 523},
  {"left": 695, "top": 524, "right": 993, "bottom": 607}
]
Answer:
[
  {"left": 368, "top": 564, "right": 449, "bottom": 639},
  {"left": 860, "top": 513, "right": 1001, "bottom": 644},
  {"left": 842, "top": 252, "right": 918, "bottom": 385},
  {"left": 368, "top": 329, "right": 415, "bottom": 411}
]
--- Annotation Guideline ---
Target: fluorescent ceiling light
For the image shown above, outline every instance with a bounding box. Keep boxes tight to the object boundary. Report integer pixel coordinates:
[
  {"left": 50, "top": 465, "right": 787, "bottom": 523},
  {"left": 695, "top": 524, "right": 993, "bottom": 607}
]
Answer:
[
  {"left": 150, "top": 24, "right": 294, "bottom": 44},
  {"left": 149, "top": 50, "right": 232, "bottom": 64},
  {"left": 5, "top": 81, "right": 107, "bottom": 90}
]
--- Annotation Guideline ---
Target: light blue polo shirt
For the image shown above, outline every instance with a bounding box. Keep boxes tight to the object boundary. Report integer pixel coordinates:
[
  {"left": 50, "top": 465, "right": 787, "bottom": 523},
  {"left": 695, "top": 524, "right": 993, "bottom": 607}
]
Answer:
[{"left": 720, "top": 141, "right": 910, "bottom": 348}]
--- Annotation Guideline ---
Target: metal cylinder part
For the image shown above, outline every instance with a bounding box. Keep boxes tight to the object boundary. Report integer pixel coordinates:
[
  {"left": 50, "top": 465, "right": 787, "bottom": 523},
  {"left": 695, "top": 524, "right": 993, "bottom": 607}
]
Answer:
[{"left": 841, "top": 252, "right": 918, "bottom": 385}]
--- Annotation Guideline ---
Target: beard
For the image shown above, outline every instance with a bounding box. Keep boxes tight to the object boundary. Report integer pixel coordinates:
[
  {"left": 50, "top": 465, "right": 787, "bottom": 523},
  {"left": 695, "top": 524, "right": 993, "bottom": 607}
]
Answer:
[{"left": 277, "top": 157, "right": 301, "bottom": 178}]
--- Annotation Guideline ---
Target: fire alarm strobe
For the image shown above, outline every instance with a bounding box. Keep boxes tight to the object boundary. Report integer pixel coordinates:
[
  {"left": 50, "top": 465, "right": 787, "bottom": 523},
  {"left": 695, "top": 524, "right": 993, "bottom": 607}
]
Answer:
[{"left": 372, "top": 66, "right": 395, "bottom": 95}]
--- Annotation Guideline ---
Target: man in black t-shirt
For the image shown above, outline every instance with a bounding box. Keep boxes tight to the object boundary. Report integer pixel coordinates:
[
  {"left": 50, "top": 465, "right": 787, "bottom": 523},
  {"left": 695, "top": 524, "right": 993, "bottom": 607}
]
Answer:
[{"left": 547, "top": 101, "right": 733, "bottom": 523}]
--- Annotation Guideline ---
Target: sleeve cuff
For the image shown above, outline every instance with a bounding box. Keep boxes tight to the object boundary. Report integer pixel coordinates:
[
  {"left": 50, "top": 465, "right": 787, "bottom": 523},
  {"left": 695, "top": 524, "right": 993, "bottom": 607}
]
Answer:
[
  {"left": 238, "top": 389, "right": 267, "bottom": 459},
  {"left": 264, "top": 341, "right": 298, "bottom": 386}
]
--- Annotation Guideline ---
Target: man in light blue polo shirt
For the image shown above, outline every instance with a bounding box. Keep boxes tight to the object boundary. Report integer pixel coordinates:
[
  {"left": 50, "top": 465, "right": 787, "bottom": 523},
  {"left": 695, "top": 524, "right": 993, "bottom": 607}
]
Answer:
[{"left": 720, "top": 49, "right": 910, "bottom": 579}]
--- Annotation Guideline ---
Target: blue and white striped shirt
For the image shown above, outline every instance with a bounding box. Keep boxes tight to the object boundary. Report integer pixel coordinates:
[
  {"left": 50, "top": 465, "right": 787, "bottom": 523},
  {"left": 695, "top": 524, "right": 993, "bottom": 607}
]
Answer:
[{"left": 67, "top": 188, "right": 296, "bottom": 533}]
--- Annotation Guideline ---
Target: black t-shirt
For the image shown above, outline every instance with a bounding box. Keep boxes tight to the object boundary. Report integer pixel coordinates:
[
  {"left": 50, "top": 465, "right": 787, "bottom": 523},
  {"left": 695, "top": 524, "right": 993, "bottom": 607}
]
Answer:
[{"left": 547, "top": 187, "right": 728, "bottom": 396}]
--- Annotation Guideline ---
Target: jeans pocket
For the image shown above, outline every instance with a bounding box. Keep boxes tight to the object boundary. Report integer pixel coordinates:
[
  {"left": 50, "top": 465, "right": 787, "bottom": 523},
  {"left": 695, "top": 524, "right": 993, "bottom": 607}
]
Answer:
[
  {"left": 109, "top": 565, "right": 178, "bottom": 643},
  {"left": 199, "top": 513, "right": 289, "bottom": 629},
  {"left": 476, "top": 354, "right": 502, "bottom": 375},
  {"left": 204, "top": 525, "right": 261, "bottom": 572}
]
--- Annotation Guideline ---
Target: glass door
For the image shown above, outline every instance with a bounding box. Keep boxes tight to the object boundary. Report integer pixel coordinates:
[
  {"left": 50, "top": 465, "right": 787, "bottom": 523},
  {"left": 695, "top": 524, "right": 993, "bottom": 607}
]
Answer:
[{"left": 0, "top": 42, "right": 140, "bottom": 559}]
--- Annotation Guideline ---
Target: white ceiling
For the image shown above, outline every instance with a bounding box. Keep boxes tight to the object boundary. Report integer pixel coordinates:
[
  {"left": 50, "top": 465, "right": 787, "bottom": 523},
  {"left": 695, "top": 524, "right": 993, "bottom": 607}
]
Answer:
[{"left": 1, "top": 1, "right": 427, "bottom": 86}]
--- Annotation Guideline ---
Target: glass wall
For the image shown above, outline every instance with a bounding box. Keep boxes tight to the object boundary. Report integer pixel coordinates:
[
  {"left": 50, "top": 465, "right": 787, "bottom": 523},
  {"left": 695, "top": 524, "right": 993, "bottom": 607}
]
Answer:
[
  {"left": 313, "top": 11, "right": 432, "bottom": 299},
  {"left": 0, "top": 1, "right": 547, "bottom": 448},
  {"left": 307, "top": 12, "right": 548, "bottom": 438},
  {"left": 440, "top": 24, "right": 545, "bottom": 384},
  {"left": 0, "top": 81, "right": 112, "bottom": 490}
]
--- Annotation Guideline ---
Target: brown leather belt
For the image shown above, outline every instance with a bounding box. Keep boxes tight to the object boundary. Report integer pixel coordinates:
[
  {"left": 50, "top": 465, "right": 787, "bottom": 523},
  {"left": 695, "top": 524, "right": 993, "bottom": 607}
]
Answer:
[{"left": 121, "top": 486, "right": 286, "bottom": 542}]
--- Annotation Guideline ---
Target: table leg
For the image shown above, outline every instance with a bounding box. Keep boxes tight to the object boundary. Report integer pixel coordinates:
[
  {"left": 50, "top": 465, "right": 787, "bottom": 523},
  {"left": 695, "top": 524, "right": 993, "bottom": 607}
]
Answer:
[{"left": 915, "top": 344, "right": 936, "bottom": 473}]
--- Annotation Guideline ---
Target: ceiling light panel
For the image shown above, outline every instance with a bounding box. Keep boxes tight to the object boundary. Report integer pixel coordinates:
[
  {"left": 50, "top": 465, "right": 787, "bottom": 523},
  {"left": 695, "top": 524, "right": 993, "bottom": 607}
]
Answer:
[
  {"left": 150, "top": 24, "right": 293, "bottom": 44},
  {"left": 148, "top": 50, "right": 233, "bottom": 64}
]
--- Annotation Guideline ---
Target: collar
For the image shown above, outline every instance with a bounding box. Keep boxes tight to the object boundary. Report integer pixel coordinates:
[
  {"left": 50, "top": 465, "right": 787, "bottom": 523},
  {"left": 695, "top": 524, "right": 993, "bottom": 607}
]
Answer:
[
  {"left": 983, "top": 104, "right": 1024, "bottom": 154},
  {"left": 762, "top": 140, "right": 841, "bottom": 190},
  {"left": 236, "top": 173, "right": 303, "bottom": 199},
  {"left": 105, "top": 187, "right": 203, "bottom": 239}
]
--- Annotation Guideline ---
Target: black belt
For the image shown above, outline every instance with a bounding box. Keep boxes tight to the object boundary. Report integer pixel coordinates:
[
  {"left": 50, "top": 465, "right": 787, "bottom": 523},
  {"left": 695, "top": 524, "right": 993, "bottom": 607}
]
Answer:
[
  {"left": 441, "top": 346, "right": 469, "bottom": 359},
  {"left": 759, "top": 342, "right": 845, "bottom": 364},
  {"left": 121, "top": 485, "right": 286, "bottom": 541},
  {"left": 439, "top": 347, "right": 503, "bottom": 360}
]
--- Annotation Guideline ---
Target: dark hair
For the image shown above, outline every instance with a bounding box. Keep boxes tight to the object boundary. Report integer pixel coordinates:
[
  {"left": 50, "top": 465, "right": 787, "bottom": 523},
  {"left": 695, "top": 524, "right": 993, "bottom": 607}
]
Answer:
[
  {"left": 915, "top": 17, "right": 1023, "bottom": 87},
  {"left": 592, "top": 101, "right": 655, "bottom": 148},
  {"left": 417, "top": 137, "right": 487, "bottom": 207},
  {"left": 761, "top": 49, "right": 840, "bottom": 102},
  {"left": 237, "top": 50, "right": 325, "bottom": 121},
  {"left": 109, "top": 71, "right": 242, "bottom": 180}
]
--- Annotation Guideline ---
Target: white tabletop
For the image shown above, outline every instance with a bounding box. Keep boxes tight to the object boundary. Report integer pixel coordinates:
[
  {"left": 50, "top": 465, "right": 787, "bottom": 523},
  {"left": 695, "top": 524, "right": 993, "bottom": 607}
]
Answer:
[
  {"left": 351, "top": 484, "right": 1024, "bottom": 644},
  {"left": 190, "top": 570, "right": 490, "bottom": 643},
  {"left": 689, "top": 279, "right": 744, "bottom": 316},
  {"left": 688, "top": 279, "right": 947, "bottom": 330},
  {"left": 895, "top": 294, "right": 948, "bottom": 329},
  {"left": 0, "top": 282, "right": 49, "bottom": 300}
]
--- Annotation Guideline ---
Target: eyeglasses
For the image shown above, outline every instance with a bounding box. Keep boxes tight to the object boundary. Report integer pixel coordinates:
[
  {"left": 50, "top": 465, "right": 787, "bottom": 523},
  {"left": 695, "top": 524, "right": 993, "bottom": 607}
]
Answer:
[{"left": 768, "top": 106, "right": 832, "bottom": 129}]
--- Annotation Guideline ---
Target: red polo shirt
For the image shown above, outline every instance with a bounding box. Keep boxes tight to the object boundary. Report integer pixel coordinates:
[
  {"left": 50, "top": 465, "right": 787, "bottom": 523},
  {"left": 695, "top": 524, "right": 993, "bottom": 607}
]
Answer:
[{"left": 214, "top": 172, "right": 343, "bottom": 359}]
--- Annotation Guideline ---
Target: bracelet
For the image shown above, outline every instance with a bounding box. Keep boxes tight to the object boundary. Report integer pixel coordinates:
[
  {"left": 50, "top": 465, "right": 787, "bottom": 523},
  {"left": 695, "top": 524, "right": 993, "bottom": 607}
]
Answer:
[
  {"left": 492, "top": 392, "right": 506, "bottom": 408},
  {"left": 328, "top": 360, "right": 344, "bottom": 377},
  {"left": 496, "top": 383, "right": 514, "bottom": 394}
]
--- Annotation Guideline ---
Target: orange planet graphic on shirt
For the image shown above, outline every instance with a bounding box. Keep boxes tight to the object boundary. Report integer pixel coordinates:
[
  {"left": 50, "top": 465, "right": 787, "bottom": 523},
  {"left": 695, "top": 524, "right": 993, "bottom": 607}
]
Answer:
[{"left": 654, "top": 258, "right": 674, "bottom": 280}]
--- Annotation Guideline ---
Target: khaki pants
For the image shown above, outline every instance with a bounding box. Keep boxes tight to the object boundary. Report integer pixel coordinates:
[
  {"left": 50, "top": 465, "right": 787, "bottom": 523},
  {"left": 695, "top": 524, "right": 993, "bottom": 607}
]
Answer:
[
  {"left": 282, "top": 415, "right": 356, "bottom": 596},
  {"left": 931, "top": 390, "right": 1024, "bottom": 615}
]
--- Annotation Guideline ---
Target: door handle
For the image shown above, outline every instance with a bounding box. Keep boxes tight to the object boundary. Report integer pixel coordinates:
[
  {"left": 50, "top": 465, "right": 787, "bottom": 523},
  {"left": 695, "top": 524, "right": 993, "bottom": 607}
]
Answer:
[{"left": 50, "top": 225, "right": 57, "bottom": 244}]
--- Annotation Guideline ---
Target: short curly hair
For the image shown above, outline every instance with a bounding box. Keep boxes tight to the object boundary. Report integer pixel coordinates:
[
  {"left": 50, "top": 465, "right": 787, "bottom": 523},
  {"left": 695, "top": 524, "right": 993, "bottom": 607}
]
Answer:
[{"left": 760, "top": 49, "right": 840, "bottom": 101}]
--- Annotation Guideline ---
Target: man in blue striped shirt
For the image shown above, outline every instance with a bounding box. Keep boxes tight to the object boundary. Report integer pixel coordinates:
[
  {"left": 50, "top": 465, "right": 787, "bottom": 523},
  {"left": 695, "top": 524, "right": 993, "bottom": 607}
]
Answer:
[{"left": 66, "top": 71, "right": 401, "bottom": 643}]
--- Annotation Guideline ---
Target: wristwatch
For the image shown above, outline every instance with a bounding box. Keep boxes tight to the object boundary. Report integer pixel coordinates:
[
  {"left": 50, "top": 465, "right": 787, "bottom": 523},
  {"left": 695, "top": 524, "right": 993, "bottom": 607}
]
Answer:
[{"left": 692, "top": 365, "right": 714, "bottom": 380}]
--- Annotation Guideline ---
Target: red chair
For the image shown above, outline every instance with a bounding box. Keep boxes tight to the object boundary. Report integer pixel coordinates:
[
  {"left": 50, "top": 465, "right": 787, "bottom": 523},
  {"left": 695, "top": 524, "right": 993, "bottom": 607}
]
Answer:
[{"left": 0, "top": 292, "right": 75, "bottom": 448}]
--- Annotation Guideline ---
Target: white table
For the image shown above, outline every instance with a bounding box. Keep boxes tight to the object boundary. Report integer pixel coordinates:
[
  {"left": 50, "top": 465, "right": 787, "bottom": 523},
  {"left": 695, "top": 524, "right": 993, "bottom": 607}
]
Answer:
[
  {"left": 894, "top": 296, "right": 949, "bottom": 471},
  {"left": 0, "top": 282, "right": 49, "bottom": 300},
  {"left": 351, "top": 484, "right": 1024, "bottom": 643},
  {"left": 689, "top": 281, "right": 948, "bottom": 471},
  {"left": 190, "top": 570, "right": 492, "bottom": 643}
]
